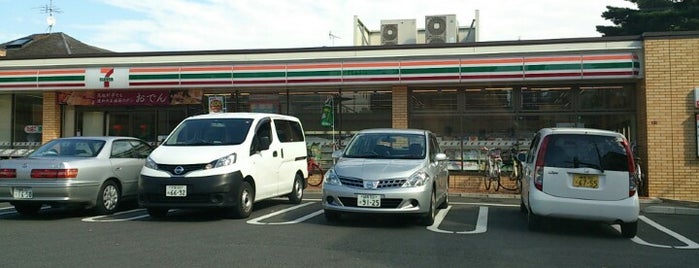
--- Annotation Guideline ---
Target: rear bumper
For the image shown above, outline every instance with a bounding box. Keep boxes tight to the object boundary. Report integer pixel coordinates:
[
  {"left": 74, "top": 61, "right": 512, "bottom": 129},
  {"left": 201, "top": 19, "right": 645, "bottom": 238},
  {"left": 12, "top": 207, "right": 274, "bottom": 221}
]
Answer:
[
  {"left": 529, "top": 189, "right": 639, "bottom": 223},
  {"left": 0, "top": 181, "right": 100, "bottom": 206}
]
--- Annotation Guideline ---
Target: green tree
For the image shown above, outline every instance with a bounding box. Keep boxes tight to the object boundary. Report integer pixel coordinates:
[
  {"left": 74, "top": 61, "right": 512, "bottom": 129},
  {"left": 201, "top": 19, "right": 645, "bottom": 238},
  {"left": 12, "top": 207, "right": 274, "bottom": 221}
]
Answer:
[{"left": 597, "top": 0, "right": 699, "bottom": 36}]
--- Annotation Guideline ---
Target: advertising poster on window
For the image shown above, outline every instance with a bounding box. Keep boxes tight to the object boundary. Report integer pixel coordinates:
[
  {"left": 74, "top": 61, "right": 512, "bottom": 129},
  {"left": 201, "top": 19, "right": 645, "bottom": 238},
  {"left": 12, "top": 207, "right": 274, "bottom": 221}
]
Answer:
[{"left": 208, "top": 95, "right": 225, "bottom": 113}]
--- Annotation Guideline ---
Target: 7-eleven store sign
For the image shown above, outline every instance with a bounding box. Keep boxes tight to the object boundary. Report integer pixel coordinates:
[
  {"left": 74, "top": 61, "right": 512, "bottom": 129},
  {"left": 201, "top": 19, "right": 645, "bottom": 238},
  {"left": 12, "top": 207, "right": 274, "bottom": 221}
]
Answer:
[{"left": 86, "top": 67, "right": 129, "bottom": 89}]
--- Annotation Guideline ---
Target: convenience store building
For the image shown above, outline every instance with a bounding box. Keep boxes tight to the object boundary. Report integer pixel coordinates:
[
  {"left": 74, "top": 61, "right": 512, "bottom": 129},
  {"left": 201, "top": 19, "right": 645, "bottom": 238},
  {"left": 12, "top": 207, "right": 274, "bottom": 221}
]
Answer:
[{"left": 0, "top": 31, "right": 698, "bottom": 201}]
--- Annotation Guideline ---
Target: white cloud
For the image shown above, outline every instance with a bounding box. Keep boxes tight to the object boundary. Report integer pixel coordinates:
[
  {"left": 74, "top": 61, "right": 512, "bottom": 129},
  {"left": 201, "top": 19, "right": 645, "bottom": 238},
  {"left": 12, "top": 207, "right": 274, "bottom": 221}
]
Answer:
[{"left": 82, "top": 0, "right": 636, "bottom": 52}]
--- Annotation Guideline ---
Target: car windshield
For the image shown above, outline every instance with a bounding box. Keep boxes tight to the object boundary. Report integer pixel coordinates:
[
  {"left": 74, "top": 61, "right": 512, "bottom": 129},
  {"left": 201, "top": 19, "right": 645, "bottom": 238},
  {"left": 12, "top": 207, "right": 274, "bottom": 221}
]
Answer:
[
  {"left": 29, "top": 139, "right": 106, "bottom": 157},
  {"left": 343, "top": 133, "right": 425, "bottom": 159},
  {"left": 544, "top": 134, "right": 629, "bottom": 171},
  {"left": 163, "top": 118, "right": 253, "bottom": 146}
]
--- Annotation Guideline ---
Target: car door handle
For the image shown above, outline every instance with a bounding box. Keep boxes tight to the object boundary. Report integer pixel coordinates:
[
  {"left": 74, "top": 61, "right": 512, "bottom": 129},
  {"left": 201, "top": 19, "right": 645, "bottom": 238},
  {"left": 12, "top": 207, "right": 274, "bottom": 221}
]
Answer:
[{"left": 273, "top": 151, "right": 278, "bottom": 157}]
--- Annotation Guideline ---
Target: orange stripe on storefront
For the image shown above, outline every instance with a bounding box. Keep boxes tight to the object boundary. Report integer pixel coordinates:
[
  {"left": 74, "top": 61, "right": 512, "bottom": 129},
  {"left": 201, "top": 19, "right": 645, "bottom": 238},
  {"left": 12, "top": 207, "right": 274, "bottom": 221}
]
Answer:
[
  {"left": 38, "top": 69, "right": 85, "bottom": 75},
  {"left": 401, "top": 60, "right": 460, "bottom": 67},
  {"left": 233, "top": 65, "right": 286, "bottom": 71},
  {"left": 286, "top": 63, "right": 342, "bottom": 70},
  {"left": 0, "top": 70, "right": 38, "bottom": 76},
  {"left": 524, "top": 56, "right": 581, "bottom": 63},
  {"left": 130, "top": 67, "right": 180, "bottom": 73},
  {"left": 181, "top": 66, "right": 233, "bottom": 72},
  {"left": 342, "top": 62, "right": 399, "bottom": 68},
  {"left": 582, "top": 54, "right": 635, "bottom": 61},
  {"left": 461, "top": 58, "right": 523, "bottom": 65}
]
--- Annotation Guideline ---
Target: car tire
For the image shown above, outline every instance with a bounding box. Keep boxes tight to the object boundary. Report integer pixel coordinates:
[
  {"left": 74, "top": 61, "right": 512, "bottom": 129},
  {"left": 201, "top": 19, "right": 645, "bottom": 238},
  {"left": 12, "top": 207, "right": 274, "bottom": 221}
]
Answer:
[
  {"left": 147, "top": 208, "right": 168, "bottom": 218},
  {"left": 287, "top": 174, "right": 304, "bottom": 204},
  {"left": 324, "top": 209, "right": 340, "bottom": 222},
  {"left": 620, "top": 221, "right": 638, "bottom": 238},
  {"left": 527, "top": 209, "right": 542, "bottom": 231},
  {"left": 227, "top": 181, "right": 254, "bottom": 219},
  {"left": 437, "top": 192, "right": 449, "bottom": 209},
  {"left": 14, "top": 203, "right": 42, "bottom": 215},
  {"left": 419, "top": 191, "right": 436, "bottom": 226},
  {"left": 520, "top": 199, "right": 527, "bottom": 213},
  {"left": 95, "top": 180, "right": 120, "bottom": 215}
]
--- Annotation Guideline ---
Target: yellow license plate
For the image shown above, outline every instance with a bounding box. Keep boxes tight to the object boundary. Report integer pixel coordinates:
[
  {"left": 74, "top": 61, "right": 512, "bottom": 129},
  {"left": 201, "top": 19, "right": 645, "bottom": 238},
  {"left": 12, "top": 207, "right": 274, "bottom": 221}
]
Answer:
[{"left": 573, "top": 174, "right": 599, "bottom": 188}]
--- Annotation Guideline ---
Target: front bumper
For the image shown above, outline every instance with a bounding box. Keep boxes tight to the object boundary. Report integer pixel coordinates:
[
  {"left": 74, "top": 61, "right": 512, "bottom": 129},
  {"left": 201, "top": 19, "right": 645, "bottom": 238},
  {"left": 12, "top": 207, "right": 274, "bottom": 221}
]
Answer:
[
  {"left": 138, "top": 171, "right": 244, "bottom": 209},
  {"left": 321, "top": 183, "right": 432, "bottom": 214}
]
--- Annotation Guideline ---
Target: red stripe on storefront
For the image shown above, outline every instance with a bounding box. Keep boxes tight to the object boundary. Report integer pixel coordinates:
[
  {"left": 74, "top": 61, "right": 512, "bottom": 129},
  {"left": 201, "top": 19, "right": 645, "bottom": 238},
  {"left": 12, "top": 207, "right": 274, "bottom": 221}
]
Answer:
[
  {"left": 524, "top": 73, "right": 581, "bottom": 78},
  {"left": 400, "top": 76, "right": 461, "bottom": 81},
  {"left": 342, "top": 77, "right": 401, "bottom": 82},
  {"left": 129, "top": 82, "right": 180, "bottom": 86},
  {"left": 582, "top": 71, "right": 636, "bottom": 76},
  {"left": 232, "top": 80, "right": 288, "bottom": 85},
  {"left": 180, "top": 81, "right": 233, "bottom": 85},
  {"left": 461, "top": 74, "right": 524, "bottom": 80},
  {"left": 0, "top": 84, "right": 37, "bottom": 88}
]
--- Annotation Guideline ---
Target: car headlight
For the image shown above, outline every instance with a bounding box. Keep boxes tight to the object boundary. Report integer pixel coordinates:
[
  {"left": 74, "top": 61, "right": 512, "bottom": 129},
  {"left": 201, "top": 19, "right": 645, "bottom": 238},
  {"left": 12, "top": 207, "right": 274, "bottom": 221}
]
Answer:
[
  {"left": 403, "top": 171, "right": 429, "bottom": 187},
  {"left": 323, "top": 169, "right": 341, "bottom": 185},
  {"left": 207, "top": 153, "right": 237, "bottom": 169},
  {"left": 144, "top": 156, "right": 158, "bottom": 170}
]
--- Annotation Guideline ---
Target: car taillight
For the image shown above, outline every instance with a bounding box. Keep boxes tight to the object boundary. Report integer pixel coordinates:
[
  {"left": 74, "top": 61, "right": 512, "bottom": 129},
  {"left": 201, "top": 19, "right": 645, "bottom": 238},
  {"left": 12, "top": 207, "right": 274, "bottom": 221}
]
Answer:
[
  {"left": 621, "top": 139, "right": 637, "bottom": 197},
  {"left": 0, "top": 168, "right": 17, "bottom": 178},
  {"left": 533, "top": 136, "right": 550, "bottom": 191},
  {"left": 31, "top": 169, "right": 78, "bottom": 179}
]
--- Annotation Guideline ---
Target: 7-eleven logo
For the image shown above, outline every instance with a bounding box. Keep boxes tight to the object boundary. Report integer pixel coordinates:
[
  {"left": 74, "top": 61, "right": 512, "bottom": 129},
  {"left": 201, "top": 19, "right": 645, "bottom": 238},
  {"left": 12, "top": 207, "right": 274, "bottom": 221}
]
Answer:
[{"left": 99, "top": 68, "right": 115, "bottom": 87}]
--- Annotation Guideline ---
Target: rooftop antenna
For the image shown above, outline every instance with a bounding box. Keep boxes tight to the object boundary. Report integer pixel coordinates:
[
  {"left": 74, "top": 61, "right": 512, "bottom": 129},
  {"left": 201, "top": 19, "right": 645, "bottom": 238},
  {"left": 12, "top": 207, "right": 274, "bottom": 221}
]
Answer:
[
  {"left": 329, "top": 31, "right": 341, "bottom": 46},
  {"left": 38, "top": 0, "right": 62, "bottom": 33}
]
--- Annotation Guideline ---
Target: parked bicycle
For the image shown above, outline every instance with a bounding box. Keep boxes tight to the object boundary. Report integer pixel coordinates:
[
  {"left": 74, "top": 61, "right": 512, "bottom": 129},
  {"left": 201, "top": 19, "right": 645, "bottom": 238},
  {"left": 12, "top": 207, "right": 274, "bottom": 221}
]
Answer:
[
  {"left": 481, "top": 147, "right": 502, "bottom": 191},
  {"left": 500, "top": 145, "right": 525, "bottom": 193},
  {"left": 307, "top": 152, "right": 325, "bottom": 187},
  {"left": 631, "top": 143, "right": 645, "bottom": 197}
]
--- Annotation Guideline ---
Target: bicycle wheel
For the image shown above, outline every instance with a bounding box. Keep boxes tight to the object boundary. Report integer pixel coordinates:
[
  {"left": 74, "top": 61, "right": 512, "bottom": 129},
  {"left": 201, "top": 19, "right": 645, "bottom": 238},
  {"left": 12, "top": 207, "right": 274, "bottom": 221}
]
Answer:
[
  {"left": 483, "top": 165, "right": 492, "bottom": 190},
  {"left": 494, "top": 168, "right": 501, "bottom": 191},
  {"left": 307, "top": 163, "right": 324, "bottom": 187}
]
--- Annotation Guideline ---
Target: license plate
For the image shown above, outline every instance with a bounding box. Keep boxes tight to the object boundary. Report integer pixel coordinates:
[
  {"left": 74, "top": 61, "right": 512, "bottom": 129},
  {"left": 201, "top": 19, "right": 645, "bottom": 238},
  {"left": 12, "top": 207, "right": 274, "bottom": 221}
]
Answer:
[
  {"left": 357, "top": 194, "right": 381, "bottom": 207},
  {"left": 572, "top": 174, "right": 599, "bottom": 188},
  {"left": 12, "top": 187, "right": 33, "bottom": 199},
  {"left": 165, "top": 185, "right": 187, "bottom": 197}
]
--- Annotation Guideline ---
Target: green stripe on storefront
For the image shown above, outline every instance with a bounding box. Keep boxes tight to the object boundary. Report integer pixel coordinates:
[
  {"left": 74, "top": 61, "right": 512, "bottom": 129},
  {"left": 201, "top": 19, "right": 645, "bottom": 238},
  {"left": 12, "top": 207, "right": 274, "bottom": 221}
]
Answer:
[
  {"left": 233, "top": 72, "right": 286, "bottom": 79},
  {"left": 401, "top": 67, "right": 460, "bottom": 75},
  {"left": 343, "top": 69, "right": 400, "bottom": 76},
  {"left": 525, "top": 63, "right": 581, "bottom": 71},
  {"left": 0, "top": 77, "right": 37, "bottom": 83},
  {"left": 181, "top": 73, "right": 232, "bottom": 79},
  {"left": 287, "top": 70, "right": 342, "bottom": 77},
  {"left": 38, "top": 75, "right": 85, "bottom": 82},
  {"left": 461, "top": 65, "right": 523, "bottom": 73},
  {"left": 130, "top": 74, "right": 180, "bottom": 80},
  {"left": 582, "top": 62, "right": 633, "bottom": 69}
]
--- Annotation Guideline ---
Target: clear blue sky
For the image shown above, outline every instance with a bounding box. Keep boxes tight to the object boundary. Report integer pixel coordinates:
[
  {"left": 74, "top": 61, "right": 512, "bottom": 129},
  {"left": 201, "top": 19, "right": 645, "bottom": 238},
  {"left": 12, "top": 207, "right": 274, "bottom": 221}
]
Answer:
[{"left": 0, "top": 0, "right": 636, "bottom": 52}]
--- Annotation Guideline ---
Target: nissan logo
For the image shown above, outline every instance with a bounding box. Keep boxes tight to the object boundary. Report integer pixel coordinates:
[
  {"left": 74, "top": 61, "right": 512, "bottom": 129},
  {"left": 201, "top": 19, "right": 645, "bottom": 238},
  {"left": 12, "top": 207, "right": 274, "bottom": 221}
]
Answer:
[{"left": 173, "top": 166, "right": 185, "bottom": 175}]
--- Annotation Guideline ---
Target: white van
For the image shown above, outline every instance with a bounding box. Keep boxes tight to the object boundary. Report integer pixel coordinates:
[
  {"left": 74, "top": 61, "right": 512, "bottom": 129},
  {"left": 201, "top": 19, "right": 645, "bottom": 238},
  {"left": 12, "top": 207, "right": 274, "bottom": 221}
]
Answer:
[{"left": 139, "top": 113, "right": 307, "bottom": 219}]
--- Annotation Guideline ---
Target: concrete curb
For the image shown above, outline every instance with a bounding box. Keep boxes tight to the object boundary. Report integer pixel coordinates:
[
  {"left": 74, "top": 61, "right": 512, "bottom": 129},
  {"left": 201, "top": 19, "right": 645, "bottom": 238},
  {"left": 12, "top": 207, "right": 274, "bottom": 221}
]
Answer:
[{"left": 643, "top": 206, "right": 699, "bottom": 216}]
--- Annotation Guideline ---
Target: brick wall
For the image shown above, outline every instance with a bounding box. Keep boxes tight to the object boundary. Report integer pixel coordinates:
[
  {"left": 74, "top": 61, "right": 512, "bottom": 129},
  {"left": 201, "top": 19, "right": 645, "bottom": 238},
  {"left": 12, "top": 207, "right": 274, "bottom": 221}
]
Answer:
[
  {"left": 41, "top": 92, "right": 61, "bottom": 143},
  {"left": 643, "top": 34, "right": 699, "bottom": 202},
  {"left": 392, "top": 86, "right": 408, "bottom": 129}
]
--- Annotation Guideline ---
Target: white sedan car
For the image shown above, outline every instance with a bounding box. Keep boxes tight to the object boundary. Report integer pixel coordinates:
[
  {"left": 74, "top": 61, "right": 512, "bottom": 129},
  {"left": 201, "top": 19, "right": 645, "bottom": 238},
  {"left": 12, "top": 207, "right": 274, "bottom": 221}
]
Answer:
[{"left": 0, "top": 137, "right": 152, "bottom": 215}]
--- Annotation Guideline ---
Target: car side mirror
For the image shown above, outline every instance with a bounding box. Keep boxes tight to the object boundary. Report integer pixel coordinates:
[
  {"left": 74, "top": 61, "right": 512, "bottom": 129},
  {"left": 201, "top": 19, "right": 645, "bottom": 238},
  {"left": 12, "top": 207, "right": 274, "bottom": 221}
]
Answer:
[
  {"left": 331, "top": 150, "right": 343, "bottom": 159},
  {"left": 435, "top": 153, "right": 447, "bottom": 161}
]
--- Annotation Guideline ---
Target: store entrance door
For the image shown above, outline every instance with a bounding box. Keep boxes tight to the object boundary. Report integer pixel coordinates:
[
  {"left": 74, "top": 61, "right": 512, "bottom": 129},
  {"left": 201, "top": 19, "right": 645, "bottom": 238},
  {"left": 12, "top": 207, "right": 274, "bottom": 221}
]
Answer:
[{"left": 107, "top": 111, "right": 156, "bottom": 143}]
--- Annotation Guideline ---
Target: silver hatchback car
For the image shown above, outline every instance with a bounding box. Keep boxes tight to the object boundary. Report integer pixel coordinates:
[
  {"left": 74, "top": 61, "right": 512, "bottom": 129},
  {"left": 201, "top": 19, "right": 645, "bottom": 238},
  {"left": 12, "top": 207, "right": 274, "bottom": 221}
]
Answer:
[{"left": 321, "top": 128, "right": 449, "bottom": 225}]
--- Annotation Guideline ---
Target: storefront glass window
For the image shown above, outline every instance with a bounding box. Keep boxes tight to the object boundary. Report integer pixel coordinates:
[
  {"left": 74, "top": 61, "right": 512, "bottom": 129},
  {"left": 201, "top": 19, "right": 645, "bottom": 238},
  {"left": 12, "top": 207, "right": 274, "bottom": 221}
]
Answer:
[
  {"left": 411, "top": 89, "right": 459, "bottom": 112},
  {"left": 579, "top": 85, "right": 632, "bottom": 110},
  {"left": 13, "top": 94, "right": 43, "bottom": 148},
  {"left": 464, "top": 87, "right": 513, "bottom": 110},
  {"left": 521, "top": 86, "right": 571, "bottom": 111},
  {"left": 0, "top": 94, "right": 11, "bottom": 149}
]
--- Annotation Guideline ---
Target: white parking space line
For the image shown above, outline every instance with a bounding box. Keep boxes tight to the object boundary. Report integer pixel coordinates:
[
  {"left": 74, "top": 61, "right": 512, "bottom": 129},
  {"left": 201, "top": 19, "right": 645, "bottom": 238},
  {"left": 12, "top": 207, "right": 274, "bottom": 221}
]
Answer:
[
  {"left": 247, "top": 202, "right": 321, "bottom": 225},
  {"left": 81, "top": 209, "right": 149, "bottom": 222},
  {"left": 427, "top": 206, "right": 488, "bottom": 234},
  {"left": 614, "top": 215, "right": 699, "bottom": 249}
]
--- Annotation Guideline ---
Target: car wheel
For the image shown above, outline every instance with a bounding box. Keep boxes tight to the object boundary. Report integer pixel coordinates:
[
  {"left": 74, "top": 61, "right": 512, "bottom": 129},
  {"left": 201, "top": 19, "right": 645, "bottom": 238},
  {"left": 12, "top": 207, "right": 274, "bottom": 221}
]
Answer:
[
  {"left": 620, "top": 221, "right": 638, "bottom": 238},
  {"left": 324, "top": 209, "right": 340, "bottom": 222},
  {"left": 527, "top": 209, "right": 542, "bottom": 231},
  {"left": 437, "top": 192, "right": 449, "bottom": 209},
  {"left": 419, "top": 191, "right": 436, "bottom": 226},
  {"left": 287, "top": 174, "right": 304, "bottom": 204},
  {"left": 227, "top": 181, "right": 254, "bottom": 219},
  {"left": 147, "top": 208, "right": 169, "bottom": 218},
  {"left": 14, "top": 203, "right": 42, "bottom": 215},
  {"left": 95, "top": 180, "right": 120, "bottom": 215}
]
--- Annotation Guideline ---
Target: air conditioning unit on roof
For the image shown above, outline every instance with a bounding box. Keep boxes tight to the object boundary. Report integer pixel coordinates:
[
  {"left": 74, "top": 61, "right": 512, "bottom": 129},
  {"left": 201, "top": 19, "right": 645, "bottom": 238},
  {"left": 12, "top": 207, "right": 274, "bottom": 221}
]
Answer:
[
  {"left": 380, "top": 19, "right": 416, "bottom": 45},
  {"left": 425, "top": 15, "right": 458, "bottom": 44}
]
